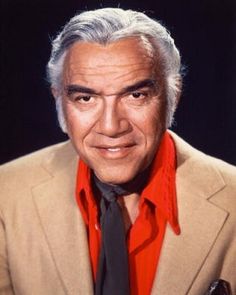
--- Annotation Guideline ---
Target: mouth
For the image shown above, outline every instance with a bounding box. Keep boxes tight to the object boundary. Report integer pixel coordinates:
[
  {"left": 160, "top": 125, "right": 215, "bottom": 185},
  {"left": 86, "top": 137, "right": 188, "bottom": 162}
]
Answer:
[
  {"left": 93, "top": 144, "right": 136, "bottom": 159},
  {"left": 106, "top": 147, "right": 123, "bottom": 152}
]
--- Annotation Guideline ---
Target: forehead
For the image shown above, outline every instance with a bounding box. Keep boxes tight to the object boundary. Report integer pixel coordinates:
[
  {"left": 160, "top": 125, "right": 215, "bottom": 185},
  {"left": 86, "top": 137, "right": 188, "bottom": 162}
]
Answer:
[{"left": 62, "top": 38, "right": 161, "bottom": 92}]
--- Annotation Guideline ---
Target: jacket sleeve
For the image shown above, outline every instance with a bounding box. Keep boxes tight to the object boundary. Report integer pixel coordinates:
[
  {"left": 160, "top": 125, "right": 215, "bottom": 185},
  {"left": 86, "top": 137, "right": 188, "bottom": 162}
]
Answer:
[{"left": 0, "top": 210, "right": 15, "bottom": 295}]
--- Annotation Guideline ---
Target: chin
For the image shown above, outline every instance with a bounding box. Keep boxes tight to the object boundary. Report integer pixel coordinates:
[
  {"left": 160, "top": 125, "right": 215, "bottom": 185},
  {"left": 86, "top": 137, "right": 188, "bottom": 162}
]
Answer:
[{"left": 94, "top": 168, "right": 138, "bottom": 185}]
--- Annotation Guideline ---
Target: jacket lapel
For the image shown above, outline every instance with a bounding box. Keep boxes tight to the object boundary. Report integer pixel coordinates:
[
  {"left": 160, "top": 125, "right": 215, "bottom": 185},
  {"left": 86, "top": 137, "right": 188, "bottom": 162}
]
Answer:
[
  {"left": 151, "top": 134, "right": 228, "bottom": 295},
  {"left": 32, "top": 142, "right": 94, "bottom": 295}
]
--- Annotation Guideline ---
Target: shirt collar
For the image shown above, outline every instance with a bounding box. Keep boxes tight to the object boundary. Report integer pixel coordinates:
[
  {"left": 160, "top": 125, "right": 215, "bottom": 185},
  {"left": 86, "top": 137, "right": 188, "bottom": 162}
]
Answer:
[{"left": 142, "top": 131, "right": 180, "bottom": 235}]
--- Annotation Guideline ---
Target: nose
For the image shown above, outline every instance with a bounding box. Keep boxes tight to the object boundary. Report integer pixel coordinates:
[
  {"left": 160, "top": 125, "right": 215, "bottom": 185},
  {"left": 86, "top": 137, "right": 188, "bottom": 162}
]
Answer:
[{"left": 96, "top": 97, "right": 131, "bottom": 137}]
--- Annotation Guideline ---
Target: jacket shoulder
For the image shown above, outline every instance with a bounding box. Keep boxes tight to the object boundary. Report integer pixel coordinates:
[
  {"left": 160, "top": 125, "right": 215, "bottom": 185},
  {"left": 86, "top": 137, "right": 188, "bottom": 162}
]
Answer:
[
  {"left": 0, "top": 141, "right": 70, "bottom": 174},
  {"left": 170, "top": 130, "right": 236, "bottom": 179},
  {"left": 0, "top": 141, "right": 76, "bottom": 206},
  {"left": 206, "top": 155, "right": 236, "bottom": 182},
  {"left": 170, "top": 131, "right": 236, "bottom": 211}
]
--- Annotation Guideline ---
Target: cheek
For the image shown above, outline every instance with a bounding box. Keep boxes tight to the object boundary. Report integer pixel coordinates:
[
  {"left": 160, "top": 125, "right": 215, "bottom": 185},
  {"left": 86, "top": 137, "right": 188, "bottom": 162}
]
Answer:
[
  {"left": 130, "top": 102, "right": 166, "bottom": 139},
  {"left": 63, "top": 103, "right": 95, "bottom": 140}
]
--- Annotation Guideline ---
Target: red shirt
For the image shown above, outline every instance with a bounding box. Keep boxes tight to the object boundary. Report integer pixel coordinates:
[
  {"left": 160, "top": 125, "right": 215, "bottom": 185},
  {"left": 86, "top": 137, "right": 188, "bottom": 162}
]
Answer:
[{"left": 76, "top": 131, "right": 180, "bottom": 295}]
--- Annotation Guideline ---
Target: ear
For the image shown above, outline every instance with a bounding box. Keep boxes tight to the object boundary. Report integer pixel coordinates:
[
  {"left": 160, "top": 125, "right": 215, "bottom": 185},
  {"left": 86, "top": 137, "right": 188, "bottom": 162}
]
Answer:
[
  {"left": 51, "top": 87, "right": 60, "bottom": 100},
  {"left": 175, "top": 77, "right": 182, "bottom": 108}
]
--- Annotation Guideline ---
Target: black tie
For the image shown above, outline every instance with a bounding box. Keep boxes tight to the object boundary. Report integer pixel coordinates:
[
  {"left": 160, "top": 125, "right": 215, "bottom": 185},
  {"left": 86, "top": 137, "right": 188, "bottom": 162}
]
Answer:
[
  {"left": 93, "top": 169, "right": 151, "bottom": 295},
  {"left": 94, "top": 176, "right": 130, "bottom": 295}
]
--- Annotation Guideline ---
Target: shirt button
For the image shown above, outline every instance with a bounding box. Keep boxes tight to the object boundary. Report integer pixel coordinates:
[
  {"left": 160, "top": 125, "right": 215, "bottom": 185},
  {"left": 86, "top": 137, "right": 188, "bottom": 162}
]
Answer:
[{"left": 95, "top": 223, "right": 99, "bottom": 230}]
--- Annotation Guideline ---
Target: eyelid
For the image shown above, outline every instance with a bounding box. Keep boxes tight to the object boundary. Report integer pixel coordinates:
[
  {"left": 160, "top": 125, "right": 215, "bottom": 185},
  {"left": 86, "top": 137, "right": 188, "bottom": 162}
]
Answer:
[
  {"left": 131, "top": 91, "right": 146, "bottom": 96},
  {"left": 129, "top": 88, "right": 151, "bottom": 96},
  {"left": 67, "top": 93, "right": 94, "bottom": 105},
  {"left": 69, "top": 92, "right": 92, "bottom": 100},
  {"left": 132, "top": 86, "right": 155, "bottom": 93}
]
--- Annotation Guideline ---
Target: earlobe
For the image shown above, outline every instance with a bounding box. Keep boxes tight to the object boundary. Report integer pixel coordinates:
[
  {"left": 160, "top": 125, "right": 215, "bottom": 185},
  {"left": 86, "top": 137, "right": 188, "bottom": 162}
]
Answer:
[{"left": 51, "top": 87, "right": 60, "bottom": 100}]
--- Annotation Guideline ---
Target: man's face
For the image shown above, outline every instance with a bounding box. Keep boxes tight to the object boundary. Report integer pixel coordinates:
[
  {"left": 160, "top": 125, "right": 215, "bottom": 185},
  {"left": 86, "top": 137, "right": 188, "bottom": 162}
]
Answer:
[{"left": 61, "top": 38, "right": 167, "bottom": 184}]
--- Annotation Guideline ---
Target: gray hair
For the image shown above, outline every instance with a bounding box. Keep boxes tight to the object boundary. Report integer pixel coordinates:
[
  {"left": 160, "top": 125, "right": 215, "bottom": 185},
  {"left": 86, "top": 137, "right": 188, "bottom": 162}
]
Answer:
[{"left": 47, "top": 8, "right": 182, "bottom": 131}]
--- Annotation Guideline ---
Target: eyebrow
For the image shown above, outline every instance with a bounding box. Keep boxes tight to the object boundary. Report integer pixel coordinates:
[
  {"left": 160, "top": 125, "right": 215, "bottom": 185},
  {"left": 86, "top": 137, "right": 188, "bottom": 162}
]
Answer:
[
  {"left": 65, "top": 78, "right": 157, "bottom": 97},
  {"left": 65, "top": 85, "right": 97, "bottom": 96},
  {"left": 120, "top": 79, "right": 156, "bottom": 95}
]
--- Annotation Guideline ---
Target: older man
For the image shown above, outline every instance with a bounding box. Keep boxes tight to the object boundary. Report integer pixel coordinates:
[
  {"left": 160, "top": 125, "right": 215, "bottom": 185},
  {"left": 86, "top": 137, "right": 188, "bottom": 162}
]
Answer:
[{"left": 0, "top": 8, "right": 235, "bottom": 295}]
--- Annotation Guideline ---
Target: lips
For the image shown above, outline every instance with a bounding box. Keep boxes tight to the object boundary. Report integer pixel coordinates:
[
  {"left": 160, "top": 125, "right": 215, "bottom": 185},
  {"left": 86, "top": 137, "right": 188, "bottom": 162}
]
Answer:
[
  {"left": 95, "top": 143, "right": 136, "bottom": 150},
  {"left": 92, "top": 143, "right": 136, "bottom": 159},
  {"left": 106, "top": 147, "right": 122, "bottom": 152}
]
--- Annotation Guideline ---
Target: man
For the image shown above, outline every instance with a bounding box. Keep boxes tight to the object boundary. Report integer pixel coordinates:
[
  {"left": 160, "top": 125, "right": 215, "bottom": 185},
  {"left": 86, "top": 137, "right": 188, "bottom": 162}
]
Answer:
[{"left": 0, "top": 8, "right": 235, "bottom": 295}]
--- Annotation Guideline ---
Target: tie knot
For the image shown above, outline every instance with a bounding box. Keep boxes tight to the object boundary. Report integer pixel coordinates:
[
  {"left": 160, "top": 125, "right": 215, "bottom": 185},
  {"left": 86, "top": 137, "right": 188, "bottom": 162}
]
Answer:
[
  {"left": 103, "top": 189, "right": 117, "bottom": 203},
  {"left": 93, "top": 175, "right": 128, "bottom": 203},
  {"left": 92, "top": 166, "right": 151, "bottom": 204}
]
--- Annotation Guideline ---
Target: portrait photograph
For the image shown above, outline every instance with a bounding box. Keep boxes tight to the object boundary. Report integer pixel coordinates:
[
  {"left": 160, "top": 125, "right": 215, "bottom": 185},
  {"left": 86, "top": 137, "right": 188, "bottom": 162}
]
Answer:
[{"left": 0, "top": 1, "right": 235, "bottom": 294}]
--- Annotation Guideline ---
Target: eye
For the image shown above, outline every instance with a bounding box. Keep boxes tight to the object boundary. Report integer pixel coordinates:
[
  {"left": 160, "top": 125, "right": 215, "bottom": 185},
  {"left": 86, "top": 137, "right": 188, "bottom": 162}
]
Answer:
[
  {"left": 74, "top": 95, "right": 94, "bottom": 103},
  {"left": 131, "top": 92, "right": 146, "bottom": 99}
]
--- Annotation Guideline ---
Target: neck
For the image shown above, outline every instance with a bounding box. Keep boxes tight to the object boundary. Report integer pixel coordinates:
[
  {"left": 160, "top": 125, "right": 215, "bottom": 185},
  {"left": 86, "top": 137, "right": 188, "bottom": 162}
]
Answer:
[{"left": 92, "top": 167, "right": 151, "bottom": 232}]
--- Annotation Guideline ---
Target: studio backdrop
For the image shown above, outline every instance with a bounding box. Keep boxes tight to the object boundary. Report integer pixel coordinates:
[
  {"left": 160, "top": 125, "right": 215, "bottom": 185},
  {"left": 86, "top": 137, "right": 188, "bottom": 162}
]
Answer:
[{"left": 1, "top": 0, "right": 236, "bottom": 165}]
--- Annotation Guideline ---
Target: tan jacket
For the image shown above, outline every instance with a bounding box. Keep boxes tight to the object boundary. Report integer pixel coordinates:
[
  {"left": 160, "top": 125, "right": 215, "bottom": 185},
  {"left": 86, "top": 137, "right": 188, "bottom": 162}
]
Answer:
[{"left": 0, "top": 132, "right": 236, "bottom": 295}]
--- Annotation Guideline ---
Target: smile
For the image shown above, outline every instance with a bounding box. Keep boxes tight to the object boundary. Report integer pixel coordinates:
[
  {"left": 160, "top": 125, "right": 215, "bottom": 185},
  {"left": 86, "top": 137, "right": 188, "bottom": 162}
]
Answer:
[
  {"left": 107, "top": 147, "right": 121, "bottom": 152},
  {"left": 94, "top": 144, "right": 136, "bottom": 159}
]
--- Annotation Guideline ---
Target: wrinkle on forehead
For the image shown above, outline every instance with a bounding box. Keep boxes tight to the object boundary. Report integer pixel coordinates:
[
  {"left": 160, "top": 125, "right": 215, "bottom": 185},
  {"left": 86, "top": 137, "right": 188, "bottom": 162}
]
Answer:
[
  {"left": 74, "top": 62, "right": 152, "bottom": 69},
  {"left": 66, "top": 65, "right": 154, "bottom": 80},
  {"left": 65, "top": 54, "right": 155, "bottom": 74}
]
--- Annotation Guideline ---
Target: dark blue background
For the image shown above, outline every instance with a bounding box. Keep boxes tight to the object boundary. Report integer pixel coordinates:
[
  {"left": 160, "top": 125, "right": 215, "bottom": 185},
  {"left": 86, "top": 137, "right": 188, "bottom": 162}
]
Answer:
[{"left": 1, "top": 0, "right": 236, "bottom": 164}]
